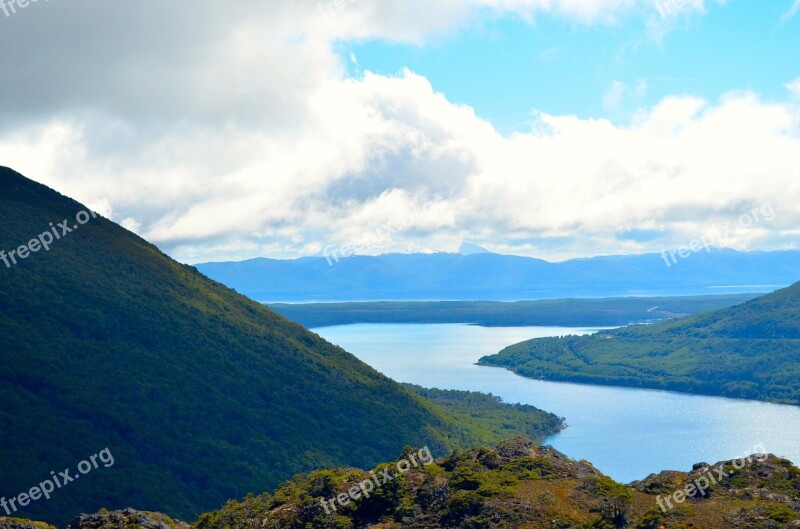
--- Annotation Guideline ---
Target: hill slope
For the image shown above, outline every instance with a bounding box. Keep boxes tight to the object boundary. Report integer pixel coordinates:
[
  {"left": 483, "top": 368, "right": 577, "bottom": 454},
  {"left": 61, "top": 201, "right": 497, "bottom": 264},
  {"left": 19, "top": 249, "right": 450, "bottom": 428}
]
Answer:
[
  {"left": 479, "top": 282, "right": 800, "bottom": 404},
  {"left": 195, "top": 251, "right": 800, "bottom": 302},
  {"left": 0, "top": 168, "right": 556, "bottom": 524}
]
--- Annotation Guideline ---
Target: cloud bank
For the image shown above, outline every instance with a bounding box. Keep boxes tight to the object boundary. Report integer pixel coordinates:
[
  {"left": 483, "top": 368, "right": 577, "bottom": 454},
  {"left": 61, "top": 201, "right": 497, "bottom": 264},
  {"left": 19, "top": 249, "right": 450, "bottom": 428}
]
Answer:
[{"left": 0, "top": 0, "right": 797, "bottom": 263}]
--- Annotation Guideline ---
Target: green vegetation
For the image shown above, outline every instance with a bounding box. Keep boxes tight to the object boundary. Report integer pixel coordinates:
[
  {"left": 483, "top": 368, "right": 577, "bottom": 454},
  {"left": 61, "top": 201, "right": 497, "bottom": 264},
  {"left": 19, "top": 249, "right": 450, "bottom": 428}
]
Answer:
[
  {"left": 402, "top": 385, "right": 565, "bottom": 444},
  {"left": 191, "top": 439, "right": 606, "bottom": 529},
  {"left": 185, "top": 439, "right": 798, "bottom": 529},
  {"left": 479, "top": 282, "right": 800, "bottom": 405},
  {"left": 7, "top": 441, "right": 800, "bottom": 528},
  {"left": 269, "top": 296, "right": 758, "bottom": 328},
  {"left": 0, "top": 168, "right": 558, "bottom": 525},
  {"left": 0, "top": 519, "right": 55, "bottom": 529}
]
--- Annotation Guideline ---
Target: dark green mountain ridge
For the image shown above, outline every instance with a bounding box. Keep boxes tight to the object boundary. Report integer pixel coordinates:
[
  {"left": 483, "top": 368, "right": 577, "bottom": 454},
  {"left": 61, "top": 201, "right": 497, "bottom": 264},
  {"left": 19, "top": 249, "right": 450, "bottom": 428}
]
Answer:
[{"left": 0, "top": 167, "right": 558, "bottom": 525}]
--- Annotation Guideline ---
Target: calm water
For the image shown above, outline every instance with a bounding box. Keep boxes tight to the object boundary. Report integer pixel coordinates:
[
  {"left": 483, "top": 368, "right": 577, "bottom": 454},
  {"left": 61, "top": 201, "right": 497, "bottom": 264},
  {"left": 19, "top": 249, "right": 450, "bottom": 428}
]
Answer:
[{"left": 314, "top": 323, "right": 800, "bottom": 483}]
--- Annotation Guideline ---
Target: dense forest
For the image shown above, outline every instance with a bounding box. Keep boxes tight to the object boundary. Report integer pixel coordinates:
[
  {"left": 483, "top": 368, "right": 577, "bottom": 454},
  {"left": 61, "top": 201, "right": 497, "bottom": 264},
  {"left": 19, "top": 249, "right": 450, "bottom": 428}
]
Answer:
[
  {"left": 0, "top": 168, "right": 559, "bottom": 525},
  {"left": 480, "top": 282, "right": 800, "bottom": 405},
  {"left": 403, "top": 385, "right": 565, "bottom": 444},
  {"left": 270, "top": 296, "right": 758, "bottom": 328}
]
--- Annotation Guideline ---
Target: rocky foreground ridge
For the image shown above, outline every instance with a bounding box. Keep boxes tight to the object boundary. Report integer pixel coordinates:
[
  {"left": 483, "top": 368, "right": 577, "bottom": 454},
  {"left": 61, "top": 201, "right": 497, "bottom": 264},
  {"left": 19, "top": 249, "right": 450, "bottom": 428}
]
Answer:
[{"left": 3, "top": 439, "right": 799, "bottom": 529}]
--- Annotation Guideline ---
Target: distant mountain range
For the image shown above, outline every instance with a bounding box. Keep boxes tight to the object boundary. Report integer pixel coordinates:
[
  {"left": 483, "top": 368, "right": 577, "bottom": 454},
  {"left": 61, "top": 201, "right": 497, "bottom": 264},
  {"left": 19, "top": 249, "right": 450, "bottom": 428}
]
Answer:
[
  {"left": 480, "top": 281, "right": 800, "bottom": 405},
  {"left": 0, "top": 168, "right": 559, "bottom": 524},
  {"left": 196, "top": 249, "right": 800, "bottom": 302}
]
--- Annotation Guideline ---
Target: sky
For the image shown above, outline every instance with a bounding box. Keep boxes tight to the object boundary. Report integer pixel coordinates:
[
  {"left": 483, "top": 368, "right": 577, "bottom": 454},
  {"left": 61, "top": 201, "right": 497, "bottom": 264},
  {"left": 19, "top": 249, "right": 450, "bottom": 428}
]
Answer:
[{"left": 0, "top": 0, "right": 798, "bottom": 264}]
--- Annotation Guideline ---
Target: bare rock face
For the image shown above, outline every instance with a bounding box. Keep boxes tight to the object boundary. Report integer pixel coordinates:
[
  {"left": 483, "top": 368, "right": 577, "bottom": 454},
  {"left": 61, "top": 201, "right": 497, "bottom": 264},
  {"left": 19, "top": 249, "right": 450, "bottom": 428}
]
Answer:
[{"left": 66, "top": 509, "right": 188, "bottom": 529}]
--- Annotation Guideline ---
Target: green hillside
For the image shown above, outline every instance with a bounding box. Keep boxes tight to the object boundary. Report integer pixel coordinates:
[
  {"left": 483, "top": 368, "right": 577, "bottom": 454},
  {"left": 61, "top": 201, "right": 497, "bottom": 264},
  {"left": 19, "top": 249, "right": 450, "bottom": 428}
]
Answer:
[
  {"left": 402, "top": 385, "right": 565, "bottom": 444},
  {"left": 479, "top": 282, "right": 800, "bottom": 404},
  {"left": 0, "top": 168, "right": 559, "bottom": 525}
]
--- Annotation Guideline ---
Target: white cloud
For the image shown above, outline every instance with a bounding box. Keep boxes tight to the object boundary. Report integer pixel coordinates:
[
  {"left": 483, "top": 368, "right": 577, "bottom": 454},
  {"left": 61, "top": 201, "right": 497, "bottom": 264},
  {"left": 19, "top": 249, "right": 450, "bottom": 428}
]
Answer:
[
  {"left": 0, "top": 0, "right": 795, "bottom": 264},
  {"left": 3, "top": 72, "right": 798, "bottom": 263},
  {"left": 0, "top": 1, "right": 718, "bottom": 130}
]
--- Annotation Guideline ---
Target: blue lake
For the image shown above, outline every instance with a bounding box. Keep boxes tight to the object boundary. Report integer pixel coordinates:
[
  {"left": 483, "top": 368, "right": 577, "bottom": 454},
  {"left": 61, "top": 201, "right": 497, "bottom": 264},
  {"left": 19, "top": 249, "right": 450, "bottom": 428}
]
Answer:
[{"left": 313, "top": 323, "right": 800, "bottom": 483}]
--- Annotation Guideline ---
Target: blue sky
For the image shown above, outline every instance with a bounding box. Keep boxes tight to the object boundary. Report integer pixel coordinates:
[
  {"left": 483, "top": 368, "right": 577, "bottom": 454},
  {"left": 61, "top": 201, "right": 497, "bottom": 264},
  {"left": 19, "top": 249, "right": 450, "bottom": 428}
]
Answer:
[{"left": 342, "top": 1, "right": 800, "bottom": 133}]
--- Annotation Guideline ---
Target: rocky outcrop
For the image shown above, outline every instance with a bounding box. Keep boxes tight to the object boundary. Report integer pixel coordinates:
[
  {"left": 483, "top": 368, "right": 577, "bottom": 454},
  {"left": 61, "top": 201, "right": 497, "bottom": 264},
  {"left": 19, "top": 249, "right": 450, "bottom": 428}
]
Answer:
[
  {"left": 4, "top": 446, "right": 800, "bottom": 529},
  {"left": 66, "top": 510, "right": 187, "bottom": 529},
  {"left": 0, "top": 518, "right": 55, "bottom": 529}
]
